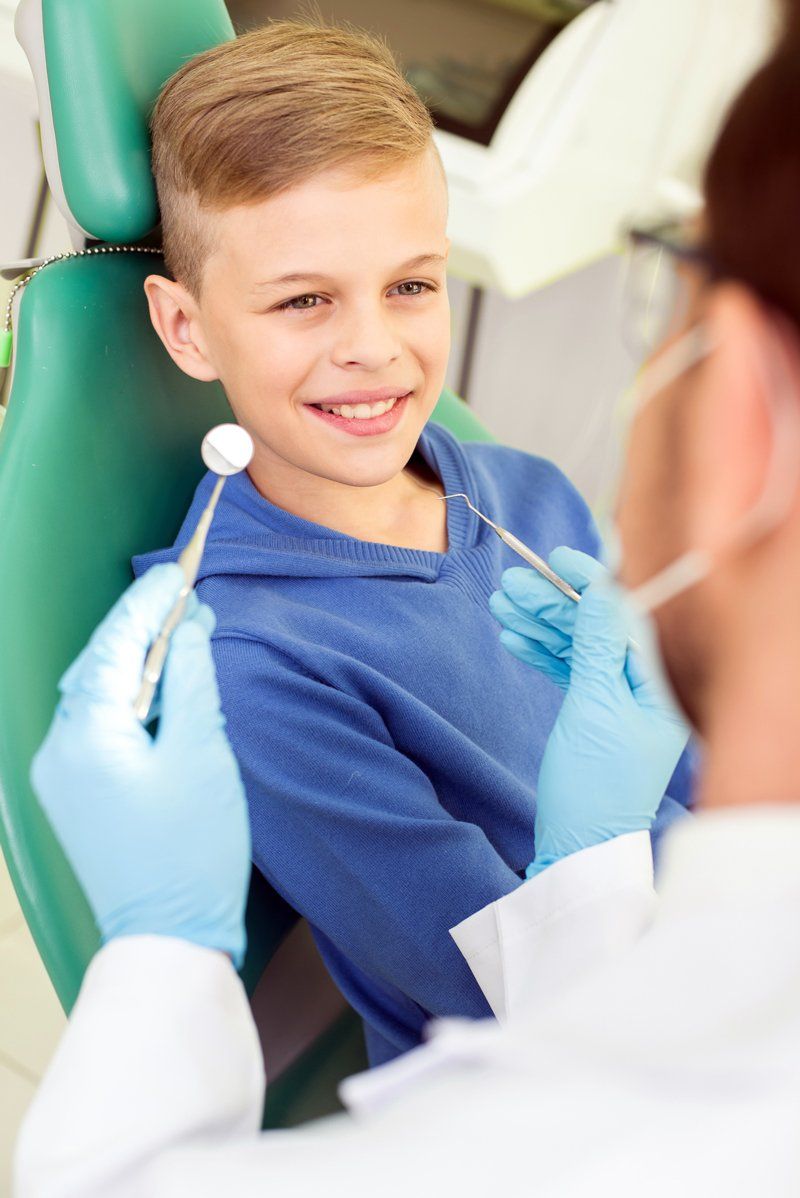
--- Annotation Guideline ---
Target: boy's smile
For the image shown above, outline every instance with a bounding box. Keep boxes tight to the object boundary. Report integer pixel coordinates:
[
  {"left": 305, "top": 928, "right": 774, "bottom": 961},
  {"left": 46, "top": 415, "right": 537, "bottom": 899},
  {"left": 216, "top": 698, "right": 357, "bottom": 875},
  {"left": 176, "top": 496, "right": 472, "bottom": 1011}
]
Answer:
[
  {"left": 305, "top": 389, "right": 412, "bottom": 437},
  {"left": 145, "top": 147, "right": 451, "bottom": 540}
]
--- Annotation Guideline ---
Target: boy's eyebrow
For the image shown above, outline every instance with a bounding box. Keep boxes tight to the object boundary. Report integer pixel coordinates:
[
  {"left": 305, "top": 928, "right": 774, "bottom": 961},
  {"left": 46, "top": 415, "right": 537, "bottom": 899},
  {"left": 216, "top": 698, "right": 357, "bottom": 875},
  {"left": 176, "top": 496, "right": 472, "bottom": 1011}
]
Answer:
[{"left": 251, "top": 253, "right": 447, "bottom": 291}]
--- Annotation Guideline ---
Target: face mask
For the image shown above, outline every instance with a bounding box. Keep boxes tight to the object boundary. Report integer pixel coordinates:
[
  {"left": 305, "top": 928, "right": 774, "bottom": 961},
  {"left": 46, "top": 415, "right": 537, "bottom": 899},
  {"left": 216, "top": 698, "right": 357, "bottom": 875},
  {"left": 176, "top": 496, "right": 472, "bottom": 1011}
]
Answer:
[
  {"left": 599, "top": 522, "right": 686, "bottom": 718},
  {"left": 609, "top": 318, "right": 800, "bottom": 711}
]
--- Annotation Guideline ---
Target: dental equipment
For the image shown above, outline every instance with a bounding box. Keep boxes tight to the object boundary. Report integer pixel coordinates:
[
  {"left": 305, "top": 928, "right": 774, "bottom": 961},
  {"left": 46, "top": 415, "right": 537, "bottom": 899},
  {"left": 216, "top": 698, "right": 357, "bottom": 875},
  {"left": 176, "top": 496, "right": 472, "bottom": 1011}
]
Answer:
[
  {"left": 442, "top": 493, "right": 641, "bottom": 653},
  {"left": 133, "top": 424, "right": 254, "bottom": 722},
  {"left": 441, "top": 493, "right": 582, "bottom": 602}
]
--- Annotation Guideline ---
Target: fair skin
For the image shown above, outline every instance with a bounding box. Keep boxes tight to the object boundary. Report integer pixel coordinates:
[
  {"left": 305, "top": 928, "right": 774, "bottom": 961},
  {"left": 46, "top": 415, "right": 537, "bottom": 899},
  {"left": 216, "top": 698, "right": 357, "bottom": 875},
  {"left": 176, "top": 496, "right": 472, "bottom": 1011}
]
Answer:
[
  {"left": 617, "top": 275, "right": 800, "bottom": 812},
  {"left": 145, "top": 147, "right": 452, "bottom": 553}
]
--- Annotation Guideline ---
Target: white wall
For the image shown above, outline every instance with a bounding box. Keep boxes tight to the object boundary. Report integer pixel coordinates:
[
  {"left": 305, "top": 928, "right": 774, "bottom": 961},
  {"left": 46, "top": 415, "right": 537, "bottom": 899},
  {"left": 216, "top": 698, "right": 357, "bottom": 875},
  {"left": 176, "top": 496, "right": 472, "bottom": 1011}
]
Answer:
[
  {"left": 0, "top": 1, "right": 41, "bottom": 263},
  {"left": 0, "top": 1, "right": 69, "bottom": 264},
  {"left": 447, "top": 256, "right": 638, "bottom": 513}
]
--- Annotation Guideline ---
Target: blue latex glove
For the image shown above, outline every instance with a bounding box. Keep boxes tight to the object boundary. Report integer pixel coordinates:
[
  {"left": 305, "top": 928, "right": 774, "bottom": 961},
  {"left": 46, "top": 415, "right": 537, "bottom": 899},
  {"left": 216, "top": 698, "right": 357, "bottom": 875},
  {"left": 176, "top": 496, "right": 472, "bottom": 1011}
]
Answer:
[
  {"left": 32, "top": 564, "right": 251, "bottom": 966},
  {"left": 489, "top": 547, "right": 689, "bottom": 876}
]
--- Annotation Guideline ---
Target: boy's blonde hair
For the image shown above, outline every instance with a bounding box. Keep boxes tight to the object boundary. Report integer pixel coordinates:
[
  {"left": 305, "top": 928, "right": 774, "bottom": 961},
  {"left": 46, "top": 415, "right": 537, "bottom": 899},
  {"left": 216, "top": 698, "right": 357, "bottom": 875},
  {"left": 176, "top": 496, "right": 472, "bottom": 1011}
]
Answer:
[{"left": 150, "top": 19, "right": 436, "bottom": 296}]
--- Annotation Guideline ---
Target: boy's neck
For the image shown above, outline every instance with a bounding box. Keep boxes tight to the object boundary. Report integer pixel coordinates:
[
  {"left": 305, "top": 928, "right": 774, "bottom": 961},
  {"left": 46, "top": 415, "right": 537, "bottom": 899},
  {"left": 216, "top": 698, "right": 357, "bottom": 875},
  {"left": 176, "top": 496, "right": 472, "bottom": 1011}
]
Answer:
[{"left": 246, "top": 450, "right": 448, "bottom": 553}]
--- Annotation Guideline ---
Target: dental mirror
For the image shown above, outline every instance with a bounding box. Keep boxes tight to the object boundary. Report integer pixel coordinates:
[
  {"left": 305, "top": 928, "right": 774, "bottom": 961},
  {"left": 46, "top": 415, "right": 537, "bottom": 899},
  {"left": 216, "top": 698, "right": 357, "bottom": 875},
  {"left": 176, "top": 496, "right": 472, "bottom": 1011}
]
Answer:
[
  {"left": 201, "top": 423, "right": 254, "bottom": 476},
  {"left": 133, "top": 423, "right": 254, "bottom": 722}
]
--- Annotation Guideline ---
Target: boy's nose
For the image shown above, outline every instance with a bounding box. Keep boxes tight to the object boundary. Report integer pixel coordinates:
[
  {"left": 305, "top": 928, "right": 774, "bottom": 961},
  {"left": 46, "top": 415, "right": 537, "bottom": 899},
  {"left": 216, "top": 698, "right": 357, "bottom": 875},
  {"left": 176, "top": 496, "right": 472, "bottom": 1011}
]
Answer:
[{"left": 331, "top": 307, "right": 402, "bottom": 371}]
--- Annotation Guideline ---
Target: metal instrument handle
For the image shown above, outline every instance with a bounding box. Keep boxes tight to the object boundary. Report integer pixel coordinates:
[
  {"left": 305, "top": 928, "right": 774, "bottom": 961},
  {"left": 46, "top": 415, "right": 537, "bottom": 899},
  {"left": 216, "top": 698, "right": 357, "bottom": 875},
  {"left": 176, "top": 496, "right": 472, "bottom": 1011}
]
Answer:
[{"left": 132, "top": 476, "right": 225, "bottom": 723}]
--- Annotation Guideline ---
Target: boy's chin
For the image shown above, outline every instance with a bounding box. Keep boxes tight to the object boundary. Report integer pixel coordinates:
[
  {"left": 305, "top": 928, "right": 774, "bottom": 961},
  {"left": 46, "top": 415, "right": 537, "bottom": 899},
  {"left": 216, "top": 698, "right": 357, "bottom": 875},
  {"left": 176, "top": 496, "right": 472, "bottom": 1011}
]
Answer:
[
  {"left": 302, "top": 436, "right": 424, "bottom": 490},
  {"left": 311, "top": 459, "right": 410, "bottom": 489}
]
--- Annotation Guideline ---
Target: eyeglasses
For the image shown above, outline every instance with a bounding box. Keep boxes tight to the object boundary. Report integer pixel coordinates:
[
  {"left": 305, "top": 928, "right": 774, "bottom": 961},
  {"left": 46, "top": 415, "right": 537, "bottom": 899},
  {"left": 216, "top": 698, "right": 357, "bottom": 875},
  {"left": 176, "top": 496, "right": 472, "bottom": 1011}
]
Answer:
[
  {"left": 622, "top": 222, "right": 714, "bottom": 360},
  {"left": 580, "top": 224, "right": 716, "bottom": 529}
]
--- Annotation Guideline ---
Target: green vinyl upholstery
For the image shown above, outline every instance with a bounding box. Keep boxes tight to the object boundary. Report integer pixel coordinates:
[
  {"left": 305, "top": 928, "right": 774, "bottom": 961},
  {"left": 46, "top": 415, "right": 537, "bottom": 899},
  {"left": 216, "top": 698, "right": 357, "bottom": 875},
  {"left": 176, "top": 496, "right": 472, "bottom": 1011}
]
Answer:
[
  {"left": 29, "top": 0, "right": 235, "bottom": 241},
  {"left": 3, "top": 0, "right": 496, "bottom": 1129},
  {"left": 0, "top": 254, "right": 235, "bottom": 1008},
  {"left": 0, "top": 252, "right": 493, "bottom": 1120}
]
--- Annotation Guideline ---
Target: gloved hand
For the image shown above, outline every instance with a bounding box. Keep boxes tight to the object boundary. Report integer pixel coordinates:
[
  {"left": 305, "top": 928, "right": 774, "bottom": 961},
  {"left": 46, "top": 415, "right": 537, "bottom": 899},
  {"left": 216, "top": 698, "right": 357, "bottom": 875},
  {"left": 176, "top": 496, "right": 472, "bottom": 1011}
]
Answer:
[
  {"left": 32, "top": 564, "right": 251, "bottom": 965},
  {"left": 489, "top": 547, "right": 689, "bottom": 876}
]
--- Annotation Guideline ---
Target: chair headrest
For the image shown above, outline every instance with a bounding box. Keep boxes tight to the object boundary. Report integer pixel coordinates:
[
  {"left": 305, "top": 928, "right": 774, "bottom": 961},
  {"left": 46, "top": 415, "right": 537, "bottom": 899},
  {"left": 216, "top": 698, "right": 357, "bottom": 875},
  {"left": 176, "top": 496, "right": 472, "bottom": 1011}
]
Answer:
[{"left": 15, "top": 0, "right": 235, "bottom": 245}]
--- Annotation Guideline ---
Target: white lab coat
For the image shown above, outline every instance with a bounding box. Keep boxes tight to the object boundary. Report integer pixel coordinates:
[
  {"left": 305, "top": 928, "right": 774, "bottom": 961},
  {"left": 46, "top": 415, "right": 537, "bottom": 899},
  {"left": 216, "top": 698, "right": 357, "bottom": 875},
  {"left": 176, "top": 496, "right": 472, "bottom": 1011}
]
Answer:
[{"left": 15, "top": 810, "right": 800, "bottom": 1197}]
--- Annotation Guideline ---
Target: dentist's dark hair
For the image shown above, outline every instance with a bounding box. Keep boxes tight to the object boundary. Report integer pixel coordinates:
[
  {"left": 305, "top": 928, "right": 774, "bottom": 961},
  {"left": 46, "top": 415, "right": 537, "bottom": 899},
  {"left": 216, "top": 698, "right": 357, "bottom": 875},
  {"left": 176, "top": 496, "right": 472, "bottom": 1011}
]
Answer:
[{"left": 704, "top": 2, "right": 800, "bottom": 330}]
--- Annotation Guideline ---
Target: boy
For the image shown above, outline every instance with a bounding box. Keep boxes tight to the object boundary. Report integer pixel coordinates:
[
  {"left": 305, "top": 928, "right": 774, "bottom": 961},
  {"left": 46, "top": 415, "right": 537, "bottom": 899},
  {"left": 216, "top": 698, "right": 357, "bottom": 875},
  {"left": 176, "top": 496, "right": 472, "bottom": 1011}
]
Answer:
[{"left": 135, "top": 19, "right": 691, "bottom": 1066}]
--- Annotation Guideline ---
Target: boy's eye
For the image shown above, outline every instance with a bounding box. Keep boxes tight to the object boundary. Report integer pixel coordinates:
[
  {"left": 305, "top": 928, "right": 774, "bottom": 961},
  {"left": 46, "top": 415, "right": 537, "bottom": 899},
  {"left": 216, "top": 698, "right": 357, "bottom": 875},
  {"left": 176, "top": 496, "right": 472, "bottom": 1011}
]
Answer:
[
  {"left": 278, "top": 294, "right": 323, "bottom": 311},
  {"left": 392, "top": 280, "right": 433, "bottom": 297},
  {"left": 273, "top": 281, "right": 435, "bottom": 311}
]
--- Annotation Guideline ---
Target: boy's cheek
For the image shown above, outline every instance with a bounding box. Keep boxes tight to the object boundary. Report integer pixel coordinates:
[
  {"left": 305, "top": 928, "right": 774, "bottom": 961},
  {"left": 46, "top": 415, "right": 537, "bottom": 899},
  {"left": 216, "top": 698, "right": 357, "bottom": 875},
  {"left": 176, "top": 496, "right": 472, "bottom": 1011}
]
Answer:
[
  {"left": 429, "top": 303, "right": 452, "bottom": 375},
  {"left": 427, "top": 339, "right": 452, "bottom": 408}
]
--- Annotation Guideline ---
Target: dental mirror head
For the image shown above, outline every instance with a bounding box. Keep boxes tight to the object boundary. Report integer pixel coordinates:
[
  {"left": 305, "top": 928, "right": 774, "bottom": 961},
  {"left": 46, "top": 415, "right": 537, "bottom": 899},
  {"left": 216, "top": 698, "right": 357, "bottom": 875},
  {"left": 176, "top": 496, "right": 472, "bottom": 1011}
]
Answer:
[{"left": 201, "top": 424, "right": 254, "bottom": 476}]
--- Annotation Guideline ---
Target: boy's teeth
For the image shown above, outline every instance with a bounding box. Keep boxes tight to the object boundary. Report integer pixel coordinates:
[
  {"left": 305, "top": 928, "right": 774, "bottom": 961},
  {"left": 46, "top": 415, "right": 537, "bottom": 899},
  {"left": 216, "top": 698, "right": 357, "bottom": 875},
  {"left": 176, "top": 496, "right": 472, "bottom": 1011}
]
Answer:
[{"left": 320, "top": 396, "right": 399, "bottom": 420}]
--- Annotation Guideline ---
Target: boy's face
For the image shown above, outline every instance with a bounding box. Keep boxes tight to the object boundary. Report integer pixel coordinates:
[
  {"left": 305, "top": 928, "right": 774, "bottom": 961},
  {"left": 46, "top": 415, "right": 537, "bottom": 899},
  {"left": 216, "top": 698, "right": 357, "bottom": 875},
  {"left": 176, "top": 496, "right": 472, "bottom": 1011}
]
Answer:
[{"left": 146, "top": 149, "right": 451, "bottom": 491}]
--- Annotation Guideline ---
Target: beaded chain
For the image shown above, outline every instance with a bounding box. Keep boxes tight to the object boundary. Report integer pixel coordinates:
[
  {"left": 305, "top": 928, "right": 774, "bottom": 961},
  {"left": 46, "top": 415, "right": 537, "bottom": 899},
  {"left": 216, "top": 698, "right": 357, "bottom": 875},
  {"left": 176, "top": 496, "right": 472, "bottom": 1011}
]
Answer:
[{"left": 1, "top": 244, "right": 163, "bottom": 368}]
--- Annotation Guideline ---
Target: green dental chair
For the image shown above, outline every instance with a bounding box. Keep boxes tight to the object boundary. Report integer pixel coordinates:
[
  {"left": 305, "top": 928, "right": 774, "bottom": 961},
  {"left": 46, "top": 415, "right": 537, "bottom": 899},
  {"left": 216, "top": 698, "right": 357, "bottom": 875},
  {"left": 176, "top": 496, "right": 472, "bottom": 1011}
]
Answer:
[{"left": 0, "top": 0, "right": 495, "bottom": 1127}]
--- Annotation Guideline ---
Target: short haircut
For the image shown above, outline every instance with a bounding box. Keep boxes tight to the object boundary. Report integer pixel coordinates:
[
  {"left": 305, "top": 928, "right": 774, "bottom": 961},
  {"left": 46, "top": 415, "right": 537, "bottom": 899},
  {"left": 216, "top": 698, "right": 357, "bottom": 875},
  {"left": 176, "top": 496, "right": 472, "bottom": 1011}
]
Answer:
[
  {"left": 704, "top": 0, "right": 800, "bottom": 329},
  {"left": 150, "top": 19, "right": 436, "bottom": 296}
]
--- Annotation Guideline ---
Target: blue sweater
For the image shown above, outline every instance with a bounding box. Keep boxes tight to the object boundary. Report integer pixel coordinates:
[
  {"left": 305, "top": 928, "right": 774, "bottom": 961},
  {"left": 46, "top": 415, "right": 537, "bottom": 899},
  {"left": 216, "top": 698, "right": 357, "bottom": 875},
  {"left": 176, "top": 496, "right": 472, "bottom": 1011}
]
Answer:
[{"left": 135, "top": 422, "right": 692, "bottom": 1065}]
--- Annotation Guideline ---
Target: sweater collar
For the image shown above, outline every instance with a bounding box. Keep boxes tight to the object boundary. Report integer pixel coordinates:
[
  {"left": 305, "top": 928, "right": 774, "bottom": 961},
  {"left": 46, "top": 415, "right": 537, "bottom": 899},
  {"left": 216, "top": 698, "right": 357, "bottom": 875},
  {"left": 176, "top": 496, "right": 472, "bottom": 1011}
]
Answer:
[{"left": 166, "top": 423, "right": 487, "bottom": 583}]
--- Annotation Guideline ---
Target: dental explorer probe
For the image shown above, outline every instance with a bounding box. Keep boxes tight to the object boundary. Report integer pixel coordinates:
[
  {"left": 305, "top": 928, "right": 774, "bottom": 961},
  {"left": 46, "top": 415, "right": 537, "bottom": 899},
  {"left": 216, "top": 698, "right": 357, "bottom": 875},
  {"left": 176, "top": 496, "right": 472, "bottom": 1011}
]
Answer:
[
  {"left": 440, "top": 493, "right": 582, "bottom": 601},
  {"left": 133, "top": 424, "right": 254, "bottom": 723},
  {"left": 441, "top": 493, "right": 641, "bottom": 653}
]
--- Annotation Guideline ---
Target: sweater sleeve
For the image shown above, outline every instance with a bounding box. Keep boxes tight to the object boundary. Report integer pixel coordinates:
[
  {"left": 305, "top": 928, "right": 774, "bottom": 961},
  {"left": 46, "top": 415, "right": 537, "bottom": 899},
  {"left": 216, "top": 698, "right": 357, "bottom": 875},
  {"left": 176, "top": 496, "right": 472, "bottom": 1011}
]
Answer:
[
  {"left": 15, "top": 938, "right": 264, "bottom": 1198},
  {"left": 213, "top": 635, "right": 523, "bottom": 1025}
]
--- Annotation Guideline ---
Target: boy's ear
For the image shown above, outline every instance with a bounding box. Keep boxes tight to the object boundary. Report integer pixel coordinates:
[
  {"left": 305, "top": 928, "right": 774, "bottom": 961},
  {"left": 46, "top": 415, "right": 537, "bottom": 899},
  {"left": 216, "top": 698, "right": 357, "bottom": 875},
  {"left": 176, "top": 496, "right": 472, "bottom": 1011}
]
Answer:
[{"left": 144, "top": 274, "right": 220, "bottom": 383}]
